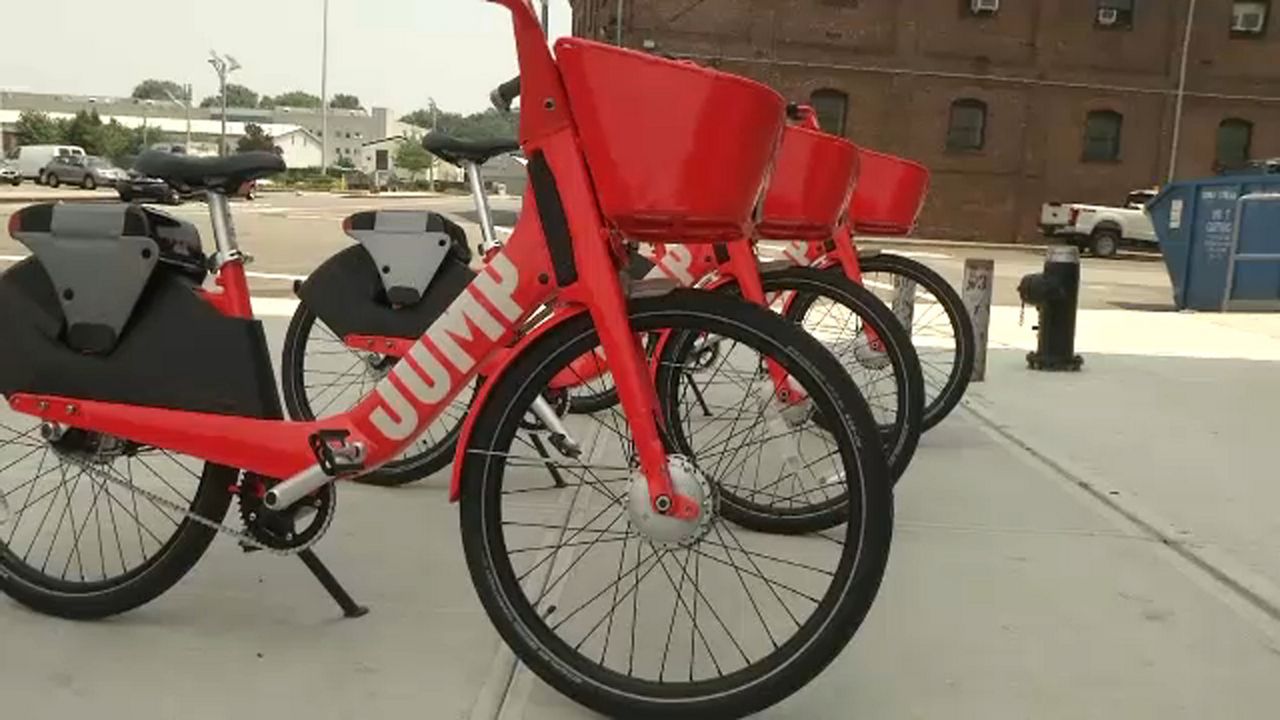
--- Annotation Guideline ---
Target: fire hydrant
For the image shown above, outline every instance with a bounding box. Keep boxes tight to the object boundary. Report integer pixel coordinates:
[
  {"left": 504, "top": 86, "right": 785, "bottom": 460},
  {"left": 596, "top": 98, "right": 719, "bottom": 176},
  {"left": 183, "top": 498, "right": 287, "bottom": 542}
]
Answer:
[{"left": 1017, "top": 245, "right": 1084, "bottom": 371}]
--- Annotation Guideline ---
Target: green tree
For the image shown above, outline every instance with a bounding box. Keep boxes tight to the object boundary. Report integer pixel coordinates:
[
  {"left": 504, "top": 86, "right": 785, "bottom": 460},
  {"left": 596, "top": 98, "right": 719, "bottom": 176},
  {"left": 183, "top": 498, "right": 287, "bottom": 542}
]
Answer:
[
  {"left": 237, "top": 123, "right": 277, "bottom": 153},
  {"left": 64, "top": 111, "right": 105, "bottom": 153},
  {"left": 200, "top": 83, "right": 259, "bottom": 109},
  {"left": 330, "top": 93, "right": 362, "bottom": 110},
  {"left": 95, "top": 120, "right": 136, "bottom": 164},
  {"left": 334, "top": 156, "right": 356, "bottom": 170},
  {"left": 401, "top": 106, "right": 516, "bottom": 141},
  {"left": 13, "top": 111, "right": 66, "bottom": 145},
  {"left": 394, "top": 137, "right": 434, "bottom": 177},
  {"left": 263, "top": 91, "right": 322, "bottom": 109},
  {"left": 132, "top": 79, "right": 189, "bottom": 102}
]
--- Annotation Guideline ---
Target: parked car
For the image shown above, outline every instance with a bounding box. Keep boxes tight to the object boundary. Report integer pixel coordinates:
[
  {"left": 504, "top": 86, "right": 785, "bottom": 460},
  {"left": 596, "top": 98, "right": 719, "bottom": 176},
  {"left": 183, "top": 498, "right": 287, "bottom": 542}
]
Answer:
[
  {"left": 42, "top": 155, "right": 128, "bottom": 190},
  {"left": 0, "top": 161, "right": 20, "bottom": 186},
  {"left": 12, "top": 144, "right": 86, "bottom": 182},
  {"left": 1039, "top": 188, "right": 1159, "bottom": 258},
  {"left": 116, "top": 171, "right": 181, "bottom": 205},
  {"left": 1217, "top": 157, "right": 1280, "bottom": 176}
]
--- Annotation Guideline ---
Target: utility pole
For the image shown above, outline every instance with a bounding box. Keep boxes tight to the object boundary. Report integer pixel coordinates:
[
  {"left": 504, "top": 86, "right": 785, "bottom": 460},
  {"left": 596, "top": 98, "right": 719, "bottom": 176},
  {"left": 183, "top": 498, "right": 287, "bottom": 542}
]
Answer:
[
  {"left": 540, "top": 0, "right": 549, "bottom": 32},
  {"left": 615, "top": 0, "right": 624, "bottom": 45},
  {"left": 1168, "top": 0, "right": 1198, "bottom": 183},
  {"left": 321, "top": 0, "right": 330, "bottom": 173},
  {"left": 163, "top": 85, "right": 193, "bottom": 154},
  {"left": 208, "top": 51, "right": 241, "bottom": 156},
  {"left": 429, "top": 98, "right": 438, "bottom": 193}
]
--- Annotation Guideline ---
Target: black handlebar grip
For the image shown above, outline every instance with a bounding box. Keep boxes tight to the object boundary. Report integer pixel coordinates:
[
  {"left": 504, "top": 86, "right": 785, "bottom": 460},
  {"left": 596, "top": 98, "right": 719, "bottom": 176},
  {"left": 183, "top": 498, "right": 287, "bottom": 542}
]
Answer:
[{"left": 491, "top": 76, "right": 522, "bottom": 114}]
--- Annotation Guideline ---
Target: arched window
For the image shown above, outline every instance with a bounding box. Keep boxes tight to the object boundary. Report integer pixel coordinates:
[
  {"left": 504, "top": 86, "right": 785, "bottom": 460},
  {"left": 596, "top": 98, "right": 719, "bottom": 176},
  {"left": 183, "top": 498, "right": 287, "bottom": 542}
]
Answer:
[
  {"left": 1082, "top": 110, "right": 1123, "bottom": 162},
  {"left": 810, "top": 89, "right": 849, "bottom": 135},
  {"left": 1216, "top": 118, "right": 1253, "bottom": 169},
  {"left": 947, "top": 99, "right": 987, "bottom": 151}
]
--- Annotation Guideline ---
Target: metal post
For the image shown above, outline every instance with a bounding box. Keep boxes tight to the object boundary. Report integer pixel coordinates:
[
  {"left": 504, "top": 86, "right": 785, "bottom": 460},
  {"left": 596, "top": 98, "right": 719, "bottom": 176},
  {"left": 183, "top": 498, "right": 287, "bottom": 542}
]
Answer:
[
  {"left": 1168, "top": 0, "right": 1197, "bottom": 182},
  {"left": 321, "top": 0, "right": 330, "bottom": 173},
  {"left": 429, "top": 100, "right": 438, "bottom": 193},
  {"left": 540, "top": 0, "right": 550, "bottom": 32},
  {"left": 962, "top": 258, "right": 994, "bottom": 382},
  {"left": 184, "top": 84, "right": 192, "bottom": 152},
  {"left": 615, "top": 0, "right": 624, "bottom": 45},
  {"left": 219, "top": 74, "right": 228, "bottom": 156}
]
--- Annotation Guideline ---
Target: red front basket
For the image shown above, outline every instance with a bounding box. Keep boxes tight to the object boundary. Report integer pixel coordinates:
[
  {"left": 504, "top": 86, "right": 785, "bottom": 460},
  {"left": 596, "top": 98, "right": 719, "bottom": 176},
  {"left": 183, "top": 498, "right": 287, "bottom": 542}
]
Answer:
[
  {"left": 758, "top": 125, "right": 859, "bottom": 240},
  {"left": 555, "top": 39, "right": 786, "bottom": 243},
  {"left": 850, "top": 148, "right": 930, "bottom": 236}
]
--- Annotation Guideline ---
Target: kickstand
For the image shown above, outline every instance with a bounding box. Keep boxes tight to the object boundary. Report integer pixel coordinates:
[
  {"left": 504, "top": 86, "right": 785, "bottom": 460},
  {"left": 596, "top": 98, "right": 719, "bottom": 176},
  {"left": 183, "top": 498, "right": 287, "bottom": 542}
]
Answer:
[
  {"left": 528, "top": 433, "right": 568, "bottom": 488},
  {"left": 685, "top": 371, "right": 713, "bottom": 417},
  {"left": 298, "top": 548, "right": 369, "bottom": 618}
]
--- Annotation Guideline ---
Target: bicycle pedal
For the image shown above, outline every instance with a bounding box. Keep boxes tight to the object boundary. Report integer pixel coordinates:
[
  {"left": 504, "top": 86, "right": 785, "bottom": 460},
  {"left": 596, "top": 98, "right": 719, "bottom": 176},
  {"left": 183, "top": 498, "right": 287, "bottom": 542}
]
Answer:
[
  {"left": 548, "top": 432, "right": 582, "bottom": 459},
  {"left": 308, "top": 430, "right": 366, "bottom": 476}
]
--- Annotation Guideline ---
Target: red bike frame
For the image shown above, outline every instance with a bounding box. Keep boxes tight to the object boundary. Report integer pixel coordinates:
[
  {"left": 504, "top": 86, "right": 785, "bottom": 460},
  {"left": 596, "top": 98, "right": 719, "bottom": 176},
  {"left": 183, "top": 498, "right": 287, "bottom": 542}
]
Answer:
[{"left": 6, "top": 0, "right": 699, "bottom": 520}]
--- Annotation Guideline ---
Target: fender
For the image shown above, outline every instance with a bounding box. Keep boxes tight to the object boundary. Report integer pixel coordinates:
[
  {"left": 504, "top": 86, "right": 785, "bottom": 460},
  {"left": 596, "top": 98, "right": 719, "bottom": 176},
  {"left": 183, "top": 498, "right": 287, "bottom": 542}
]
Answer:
[
  {"left": 296, "top": 244, "right": 476, "bottom": 340},
  {"left": 449, "top": 303, "right": 591, "bottom": 501}
]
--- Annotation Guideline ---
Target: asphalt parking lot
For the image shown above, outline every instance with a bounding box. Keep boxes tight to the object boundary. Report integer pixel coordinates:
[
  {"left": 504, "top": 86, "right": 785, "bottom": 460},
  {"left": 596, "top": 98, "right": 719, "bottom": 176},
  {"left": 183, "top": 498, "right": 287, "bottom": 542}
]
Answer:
[{"left": 0, "top": 188, "right": 1177, "bottom": 311}]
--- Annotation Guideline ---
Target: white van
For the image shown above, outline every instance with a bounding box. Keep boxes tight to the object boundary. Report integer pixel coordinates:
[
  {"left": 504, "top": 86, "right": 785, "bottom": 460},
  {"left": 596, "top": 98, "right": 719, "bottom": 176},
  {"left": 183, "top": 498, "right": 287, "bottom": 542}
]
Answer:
[{"left": 13, "top": 145, "right": 86, "bottom": 182}]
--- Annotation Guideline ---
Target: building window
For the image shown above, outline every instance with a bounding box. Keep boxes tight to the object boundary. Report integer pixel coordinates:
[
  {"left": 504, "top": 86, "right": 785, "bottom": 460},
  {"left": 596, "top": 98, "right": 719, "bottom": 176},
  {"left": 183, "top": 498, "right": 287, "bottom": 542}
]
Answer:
[
  {"left": 1082, "top": 110, "right": 1123, "bottom": 162},
  {"left": 810, "top": 89, "right": 848, "bottom": 135},
  {"left": 1231, "top": 1, "right": 1269, "bottom": 36},
  {"left": 962, "top": 0, "right": 1000, "bottom": 17},
  {"left": 1095, "top": 0, "right": 1134, "bottom": 29},
  {"left": 946, "top": 99, "right": 987, "bottom": 151},
  {"left": 1216, "top": 118, "right": 1253, "bottom": 169}
]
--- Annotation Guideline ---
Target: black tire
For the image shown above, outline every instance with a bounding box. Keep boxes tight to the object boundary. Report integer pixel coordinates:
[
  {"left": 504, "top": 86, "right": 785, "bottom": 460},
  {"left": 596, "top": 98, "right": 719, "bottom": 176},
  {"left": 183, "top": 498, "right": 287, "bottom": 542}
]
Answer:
[
  {"left": 0, "top": 419, "right": 235, "bottom": 619},
  {"left": 82, "top": 175, "right": 96, "bottom": 190},
  {"left": 769, "top": 267, "right": 922, "bottom": 479},
  {"left": 45, "top": 173, "right": 59, "bottom": 188},
  {"left": 117, "top": 189, "right": 134, "bottom": 202},
  {"left": 459, "top": 289, "right": 892, "bottom": 720},
  {"left": 1090, "top": 229, "right": 1120, "bottom": 259},
  {"left": 9, "top": 178, "right": 20, "bottom": 187},
  {"left": 656, "top": 268, "right": 920, "bottom": 534},
  {"left": 568, "top": 385, "right": 620, "bottom": 414},
  {"left": 280, "top": 301, "right": 471, "bottom": 486},
  {"left": 855, "top": 253, "right": 975, "bottom": 431}
]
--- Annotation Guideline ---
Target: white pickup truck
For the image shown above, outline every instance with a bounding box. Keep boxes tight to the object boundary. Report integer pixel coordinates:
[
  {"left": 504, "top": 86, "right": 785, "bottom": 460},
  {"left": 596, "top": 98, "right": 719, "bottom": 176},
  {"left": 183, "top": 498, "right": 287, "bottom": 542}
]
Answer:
[{"left": 1039, "top": 188, "right": 1159, "bottom": 258}]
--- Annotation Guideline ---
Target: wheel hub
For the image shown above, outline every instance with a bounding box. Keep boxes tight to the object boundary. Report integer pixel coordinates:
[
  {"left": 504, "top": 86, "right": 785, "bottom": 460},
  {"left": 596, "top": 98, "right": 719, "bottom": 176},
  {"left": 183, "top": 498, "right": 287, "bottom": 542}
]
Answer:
[{"left": 627, "top": 455, "right": 715, "bottom": 549}]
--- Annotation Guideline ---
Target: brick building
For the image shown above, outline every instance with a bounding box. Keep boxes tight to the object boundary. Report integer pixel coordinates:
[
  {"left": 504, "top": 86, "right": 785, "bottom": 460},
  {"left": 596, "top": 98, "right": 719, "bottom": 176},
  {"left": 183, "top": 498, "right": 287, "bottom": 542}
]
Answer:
[{"left": 571, "top": 0, "right": 1280, "bottom": 243}]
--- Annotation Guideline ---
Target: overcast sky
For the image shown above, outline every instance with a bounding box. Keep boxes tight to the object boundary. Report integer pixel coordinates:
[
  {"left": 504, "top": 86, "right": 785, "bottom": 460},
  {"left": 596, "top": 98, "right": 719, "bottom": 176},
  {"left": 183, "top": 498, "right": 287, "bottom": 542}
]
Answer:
[{"left": 0, "top": 0, "right": 573, "bottom": 115}]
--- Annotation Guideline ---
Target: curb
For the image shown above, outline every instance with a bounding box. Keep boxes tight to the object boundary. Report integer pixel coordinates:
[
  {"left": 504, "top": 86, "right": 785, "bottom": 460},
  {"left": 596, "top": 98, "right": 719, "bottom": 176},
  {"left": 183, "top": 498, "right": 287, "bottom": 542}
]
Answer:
[{"left": 960, "top": 395, "right": 1280, "bottom": 628}]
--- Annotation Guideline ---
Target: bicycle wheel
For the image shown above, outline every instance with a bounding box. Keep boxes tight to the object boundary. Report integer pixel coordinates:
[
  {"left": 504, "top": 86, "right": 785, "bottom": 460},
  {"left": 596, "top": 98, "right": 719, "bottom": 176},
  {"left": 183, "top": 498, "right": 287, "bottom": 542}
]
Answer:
[
  {"left": 855, "top": 253, "right": 975, "bottom": 430},
  {"left": 675, "top": 266, "right": 922, "bottom": 499},
  {"left": 280, "top": 303, "right": 474, "bottom": 486},
  {"left": 458, "top": 289, "right": 892, "bottom": 719},
  {"left": 0, "top": 407, "right": 235, "bottom": 619}
]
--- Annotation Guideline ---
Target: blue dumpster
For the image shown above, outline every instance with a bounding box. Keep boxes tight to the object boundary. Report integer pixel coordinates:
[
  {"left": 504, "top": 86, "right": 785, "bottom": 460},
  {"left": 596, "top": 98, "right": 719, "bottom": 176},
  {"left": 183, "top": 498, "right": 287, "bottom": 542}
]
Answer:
[{"left": 1147, "top": 174, "right": 1280, "bottom": 311}]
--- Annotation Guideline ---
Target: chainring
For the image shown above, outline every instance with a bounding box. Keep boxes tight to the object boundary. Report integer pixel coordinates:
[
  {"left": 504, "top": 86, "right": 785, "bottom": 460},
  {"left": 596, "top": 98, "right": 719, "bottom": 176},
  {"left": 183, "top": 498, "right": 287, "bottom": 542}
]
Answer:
[{"left": 238, "top": 473, "right": 336, "bottom": 551}]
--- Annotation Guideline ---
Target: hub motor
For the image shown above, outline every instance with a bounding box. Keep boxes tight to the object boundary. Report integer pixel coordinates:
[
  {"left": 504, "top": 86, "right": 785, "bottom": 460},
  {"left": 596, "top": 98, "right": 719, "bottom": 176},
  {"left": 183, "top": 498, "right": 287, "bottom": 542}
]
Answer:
[{"left": 627, "top": 455, "right": 715, "bottom": 549}]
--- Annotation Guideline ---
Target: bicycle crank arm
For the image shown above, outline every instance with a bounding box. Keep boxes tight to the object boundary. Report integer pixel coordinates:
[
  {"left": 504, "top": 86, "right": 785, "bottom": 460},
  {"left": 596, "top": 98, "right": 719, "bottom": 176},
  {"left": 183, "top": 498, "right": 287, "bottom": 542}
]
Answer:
[{"left": 531, "top": 396, "right": 582, "bottom": 458}]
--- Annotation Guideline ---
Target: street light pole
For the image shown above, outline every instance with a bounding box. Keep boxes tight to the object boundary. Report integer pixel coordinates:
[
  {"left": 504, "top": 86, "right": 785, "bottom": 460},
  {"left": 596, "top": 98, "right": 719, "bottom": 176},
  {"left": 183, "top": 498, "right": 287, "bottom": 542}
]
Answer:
[
  {"left": 163, "top": 85, "right": 193, "bottom": 154},
  {"left": 540, "top": 0, "right": 549, "bottom": 32},
  {"left": 321, "top": 0, "right": 330, "bottom": 173},
  {"left": 429, "top": 98, "right": 438, "bottom": 193},
  {"left": 1168, "top": 0, "right": 1198, "bottom": 183},
  {"left": 208, "top": 51, "right": 241, "bottom": 156}
]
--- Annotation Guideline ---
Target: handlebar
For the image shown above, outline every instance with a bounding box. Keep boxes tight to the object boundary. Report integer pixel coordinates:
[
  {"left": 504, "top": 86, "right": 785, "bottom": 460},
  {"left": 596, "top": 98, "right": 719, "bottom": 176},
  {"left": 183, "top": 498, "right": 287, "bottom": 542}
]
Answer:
[{"left": 491, "top": 76, "right": 521, "bottom": 114}]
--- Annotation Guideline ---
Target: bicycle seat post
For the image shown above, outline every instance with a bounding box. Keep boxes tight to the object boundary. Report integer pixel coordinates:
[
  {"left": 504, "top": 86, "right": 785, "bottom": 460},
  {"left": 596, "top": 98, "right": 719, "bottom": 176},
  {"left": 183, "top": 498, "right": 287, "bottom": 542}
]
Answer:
[
  {"left": 464, "top": 159, "right": 502, "bottom": 254},
  {"left": 206, "top": 190, "right": 246, "bottom": 267}
]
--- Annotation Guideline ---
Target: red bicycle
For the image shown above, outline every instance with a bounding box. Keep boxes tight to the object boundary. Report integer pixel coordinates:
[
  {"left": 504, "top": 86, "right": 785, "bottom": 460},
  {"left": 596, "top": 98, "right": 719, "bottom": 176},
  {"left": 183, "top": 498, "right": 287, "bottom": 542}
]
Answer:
[
  {"left": 283, "top": 122, "right": 925, "bottom": 490},
  {"left": 0, "top": 2, "right": 892, "bottom": 717}
]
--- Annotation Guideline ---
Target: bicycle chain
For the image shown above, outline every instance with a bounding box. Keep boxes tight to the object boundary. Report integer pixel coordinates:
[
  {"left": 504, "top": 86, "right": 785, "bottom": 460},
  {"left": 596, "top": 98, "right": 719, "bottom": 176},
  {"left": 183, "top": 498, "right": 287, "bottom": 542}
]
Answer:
[{"left": 69, "top": 457, "right": 321, "bottom": 557}]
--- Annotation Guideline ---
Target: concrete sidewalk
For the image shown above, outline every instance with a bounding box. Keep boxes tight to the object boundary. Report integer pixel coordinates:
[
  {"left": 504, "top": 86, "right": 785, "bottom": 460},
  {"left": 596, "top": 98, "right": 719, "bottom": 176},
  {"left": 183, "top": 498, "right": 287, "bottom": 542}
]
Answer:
[{"left": 4, "top": 314, "right": 1280, "bottom": 718}]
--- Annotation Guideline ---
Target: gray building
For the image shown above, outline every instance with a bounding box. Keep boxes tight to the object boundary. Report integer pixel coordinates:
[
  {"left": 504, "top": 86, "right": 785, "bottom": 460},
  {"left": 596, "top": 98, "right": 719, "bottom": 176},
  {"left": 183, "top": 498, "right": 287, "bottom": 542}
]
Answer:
[{"left": 0, "top": 90, "right": 418, "bottom": 174}]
